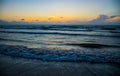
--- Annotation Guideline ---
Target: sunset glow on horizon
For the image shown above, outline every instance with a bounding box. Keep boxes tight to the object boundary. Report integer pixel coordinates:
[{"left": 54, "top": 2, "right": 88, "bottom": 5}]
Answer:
[{"left": 0, "top": 0, "right": 120, "bottom": 24}]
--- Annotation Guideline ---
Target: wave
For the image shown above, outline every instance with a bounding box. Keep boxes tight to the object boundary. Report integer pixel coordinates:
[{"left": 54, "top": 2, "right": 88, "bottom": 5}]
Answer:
[
  {"left": 0, "top": 25, "right": 120, "bottom": 30},
  {"left": 0, "top": 38, "right": 41, "bottom": 44},
  {"left": 1, "top": 38, "right": 120, "bottom": 48},
  {"left": 0, "top": 45, "right": 120, "bottom": 63},
  {"left": 65, "top": 43, "right": 120, "bottom": 48},
  {"left": 0, "top": 30, "right": 120, "bottom": 38}
]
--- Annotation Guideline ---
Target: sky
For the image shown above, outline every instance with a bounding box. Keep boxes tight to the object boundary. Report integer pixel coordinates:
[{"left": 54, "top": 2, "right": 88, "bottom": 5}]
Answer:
[{"left": 0, "top": 0, "right": 120, "bottom": 25}]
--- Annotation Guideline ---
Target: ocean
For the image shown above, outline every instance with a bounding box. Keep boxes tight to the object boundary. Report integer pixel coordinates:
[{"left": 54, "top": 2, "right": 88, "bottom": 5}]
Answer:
[{"left": 0, "top": 25, "right": 120, "bottom": 63}]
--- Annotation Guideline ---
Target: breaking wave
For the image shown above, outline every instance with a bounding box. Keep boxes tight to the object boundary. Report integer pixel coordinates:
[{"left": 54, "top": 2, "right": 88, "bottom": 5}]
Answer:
[
  {"left": 0, "top": 30, "right": 120, "bottom": 37},
  {"left": 0, "top": 45, "right": 120, "bottom": 63}
]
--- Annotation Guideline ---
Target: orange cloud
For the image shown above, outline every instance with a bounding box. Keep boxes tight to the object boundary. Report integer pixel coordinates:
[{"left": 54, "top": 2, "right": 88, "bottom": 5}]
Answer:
[{"left": 106, "top": 16, "right": 120, "bottom": 22}]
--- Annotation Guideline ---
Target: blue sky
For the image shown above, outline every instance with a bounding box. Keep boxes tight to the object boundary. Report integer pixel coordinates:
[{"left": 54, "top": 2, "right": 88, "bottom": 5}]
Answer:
[{"left": 0, "top": 0, "right": 120, "bottom": 24}]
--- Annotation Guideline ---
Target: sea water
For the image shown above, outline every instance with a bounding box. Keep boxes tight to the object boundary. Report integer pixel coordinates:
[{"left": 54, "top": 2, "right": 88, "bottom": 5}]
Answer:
[{"left": 0, "top": 25, "right": 120, "bottom": 63}]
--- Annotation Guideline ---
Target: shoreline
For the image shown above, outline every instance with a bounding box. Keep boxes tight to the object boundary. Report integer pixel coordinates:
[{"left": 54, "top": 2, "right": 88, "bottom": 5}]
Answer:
[
  {"left": 0, "top": 54, "right": 120, "bottom": 76},
  {"left": 0, "top": 44, "right": 120, "bottom": 63}
]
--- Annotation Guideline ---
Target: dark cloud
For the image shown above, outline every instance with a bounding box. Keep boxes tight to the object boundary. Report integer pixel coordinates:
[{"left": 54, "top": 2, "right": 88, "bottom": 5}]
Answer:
[
  {"left": 89, "top": 14, "right": 120, "bottom": 25},
  {"left": 21, "top": 18, "right": 25, "bottom": 21},
  {"left": 60, "top": 17, "right": 64, "bottom": 19},
  {"left": 0, "top": 20, "right": 7, "bottom": 23},
  {"left": 90, "top": 15, "right": 108, "bottom": 23},
  {"left": 0, "top": 20, "right": 8, "bottom": 25},
  {"left": 110, "top": 15, "right": 120, "bottom": 18},
  {"left": 35, "top": 20, "right": 39, "bottom": 21},
  {"left": 48, "top": 17, "right": 53, "bottom": 20},
  {"left": 107, "top": 15, "right": 120, "bottom": 23}
]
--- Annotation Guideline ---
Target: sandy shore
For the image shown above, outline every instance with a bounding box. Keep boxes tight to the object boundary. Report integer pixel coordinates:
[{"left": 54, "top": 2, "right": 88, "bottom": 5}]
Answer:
[{"left": 0, "top": 54, "right": 120, "bottom": 76}]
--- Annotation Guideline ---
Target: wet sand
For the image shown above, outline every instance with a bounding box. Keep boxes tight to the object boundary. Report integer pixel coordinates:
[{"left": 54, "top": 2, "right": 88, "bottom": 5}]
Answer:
[{"left": 0, "top": 54, "right": 120, "bottom": 76}]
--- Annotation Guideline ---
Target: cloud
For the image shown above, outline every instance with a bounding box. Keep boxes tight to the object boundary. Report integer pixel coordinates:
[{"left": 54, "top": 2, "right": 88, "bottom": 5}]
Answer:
[
  {"left": 21, "top": 18, "right": 25, "bottom": 21},
  {"left": 89, "top": 15, "right": 108, "bottom": 23},
  {"left": 35, "top": 20, "right": 39, "bottom": 21},
  {"left": 0, "top": 20, "right": 7, "bottom": 23},
  {"left": 107, "top": 15, "right": 120, "bottom": 22},
  {"left": 0, "top": 15, "right": 120, "bottom": 25},
  {"left": 48, "top": 16, "right": 64, "bottom": 21},
  {"left": 89, "top": 15, "right": 120, "bottom": 25},
  {"left": 48, "top": 17, "right": 53, "bottom": 20},
  {"left": 0, "top": 20, "right": 30, "bottom": 25},
  {"left": 0, "top": 20, "right": 9, "bottom": 25},
  {"left": 60, "top": 17, "right": 64, "bottom": 19}
]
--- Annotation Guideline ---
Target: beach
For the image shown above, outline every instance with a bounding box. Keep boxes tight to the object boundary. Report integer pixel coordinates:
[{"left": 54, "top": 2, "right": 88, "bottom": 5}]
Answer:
[{"left": 0, "top": 54, "right": 120, "bottom": 76}]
